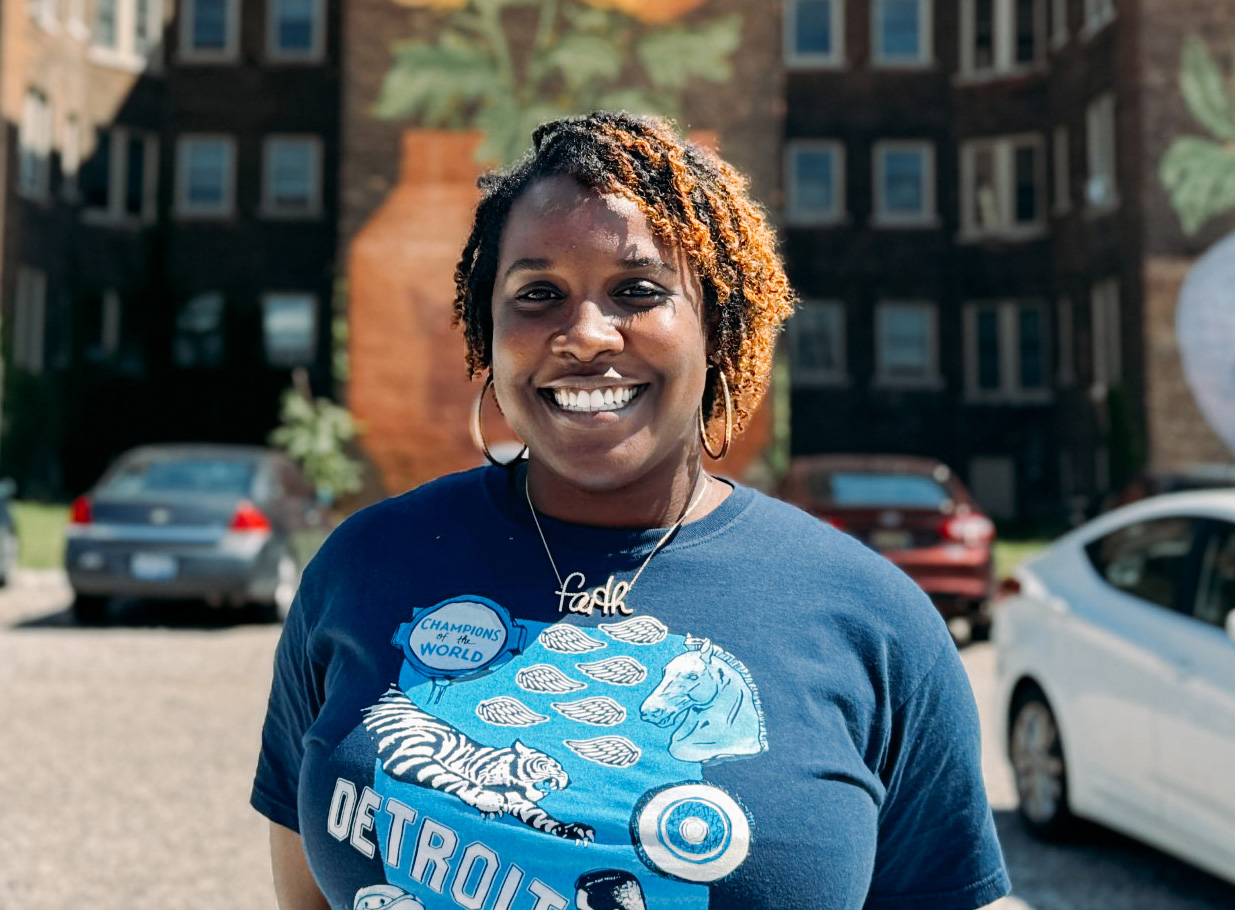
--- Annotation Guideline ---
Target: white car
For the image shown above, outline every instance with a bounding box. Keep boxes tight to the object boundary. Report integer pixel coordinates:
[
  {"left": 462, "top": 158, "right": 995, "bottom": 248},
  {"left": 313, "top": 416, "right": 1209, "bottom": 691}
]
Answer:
[{"left": 993, "top": 489, "right": 1235, "bottom": 885}]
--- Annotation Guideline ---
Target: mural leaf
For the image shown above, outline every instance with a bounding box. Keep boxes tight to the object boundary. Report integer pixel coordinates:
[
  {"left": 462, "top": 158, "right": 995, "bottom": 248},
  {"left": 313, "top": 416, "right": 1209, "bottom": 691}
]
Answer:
[
  {"left": 635, "top": 14, "right": 741, "bottom": 92},
  {"left": 373, "top": 37, "right": 502, "bottom": 122},
  {"left": 475, "top": 100, "right": 565, "bottom": 164},
  {"left": 1181, "top": 36, "right": 1235, "bottom": 141},
  {"left": 1160, "top": 135, "right": 1235, "bottom": 234},
  {"left": 542, "top": 33, "right": 624, "bottom": 92},
  {"left": 594, "top": 87, "right": 665, "bottom": 116}
]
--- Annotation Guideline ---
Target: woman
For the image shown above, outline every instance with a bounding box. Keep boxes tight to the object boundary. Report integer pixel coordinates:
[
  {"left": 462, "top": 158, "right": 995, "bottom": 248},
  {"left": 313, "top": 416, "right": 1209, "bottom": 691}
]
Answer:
[{"left": 252, "top": 112, "right": 1010, "bottom": 910}]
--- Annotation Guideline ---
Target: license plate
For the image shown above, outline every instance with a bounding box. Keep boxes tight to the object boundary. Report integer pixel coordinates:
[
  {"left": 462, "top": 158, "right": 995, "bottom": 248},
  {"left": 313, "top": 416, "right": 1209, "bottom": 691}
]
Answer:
[
  {"left": 870, "top": 530, "right": 911, "bottom": 551},
  {"left": 131, "top": 552, "right": 177, "bottom": 580}
]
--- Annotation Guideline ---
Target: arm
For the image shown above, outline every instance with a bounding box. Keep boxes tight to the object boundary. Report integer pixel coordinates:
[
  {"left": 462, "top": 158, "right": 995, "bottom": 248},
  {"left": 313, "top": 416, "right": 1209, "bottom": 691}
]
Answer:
[{"left": 270, "top": 822, "right": 330, "bottom": 910}]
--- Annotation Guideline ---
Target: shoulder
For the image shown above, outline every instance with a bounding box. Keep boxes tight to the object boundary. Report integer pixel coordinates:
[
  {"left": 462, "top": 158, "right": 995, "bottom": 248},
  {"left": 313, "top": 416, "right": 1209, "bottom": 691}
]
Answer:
[
  {"left": 303, "top": 466, "right": 499, "bottom": 584},
  {"left": 728, "top": 484, "right": 955, "bottom": 693}
]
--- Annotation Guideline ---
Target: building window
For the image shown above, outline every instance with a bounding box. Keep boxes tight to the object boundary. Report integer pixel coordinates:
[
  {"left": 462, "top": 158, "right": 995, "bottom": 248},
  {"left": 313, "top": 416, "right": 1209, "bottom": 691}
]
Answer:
[
  {"left": 19, "top": 90, "right": 53, "bottom": 201},
  {"left": 14, "top": 268, "right": 47, "bottom": 374},
  {"left": 29, "top": 0, "right": 59, "bottom": 29},
  {"left": 262, "top": 293, "right": 318, "bottom": 366},
  {"left": 91, "top": 0, "right": 164, "bottom": 68},
  {"left": 873, "top": 141, "right": 936, "bottom": 225},
  {"left": 875, "top": 301, "right": 940, "bottom": 387},
  {"left": 873, "top": 0, "right": 931, "bottom": 66},
  {"left": 1085, "top": 93, "right": 1118, "bottom": 210},
  {"left": 790, "top": 301, "right": 846, "bottom": 386},
  {"left": 176, "top": 135, "right": 236, "bottom": 217},
  {"left": 961, "top": 0, "right": 1043, "bottom": 77},
  {"left": 62, "top": 114, "right": 81, "bottom": 200},
  {"left": 960, "top": 134, "right": 1045, "bottom": 239},
  {"left": 785, "top": 0, "right": 843, "bottom": 67},
  {"left": 173, "top": 292, "right": 226, "bottom": 367},
  {"left": 85, "top": 289, "right": 124, "bottom": 362},
  {"left": 262, "top": 136, "right": 323, "bottom": 217},
  {"left": 1091, "top": 278, "right": 1120, "bottom": 391},
  {"left": 1057, "top": 297, "right": 1075, "bottom": 386},
  {"left": 1051, "top": 0, "right": 1068, "bottom": 47},
  {"left": 1053, "top": 125, "right": 1070, "bottom": 213},
  {"left": 181, "top": 0, "right": 238, "bottom": 60},
  {"left": 81, "top": 127, "right": 158, "bottom": 222},
  {"left": 786, "top": 141, "right": 844, "bottom": 225},
  {"left": 964, "top": 300, "right": 1050, "bottom": 402},
  {"left": 1082, "top": 0, "right": 1115, "bottom": 35},
  {"left": 268, "top": 0, "right": 324, "bottom": 60}
]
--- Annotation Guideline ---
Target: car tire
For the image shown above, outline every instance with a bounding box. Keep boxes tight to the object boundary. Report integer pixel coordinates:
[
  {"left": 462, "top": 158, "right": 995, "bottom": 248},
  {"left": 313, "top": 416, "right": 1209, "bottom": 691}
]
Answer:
[
  {"left": 1009, "top": 686, "right": 1076, "bottom": 840},
  {"left": 72, "top": 594, "right": 109, "bottom": 625},
  {"left": 269, "top": 551, "right": 300, "bottom": 623}
]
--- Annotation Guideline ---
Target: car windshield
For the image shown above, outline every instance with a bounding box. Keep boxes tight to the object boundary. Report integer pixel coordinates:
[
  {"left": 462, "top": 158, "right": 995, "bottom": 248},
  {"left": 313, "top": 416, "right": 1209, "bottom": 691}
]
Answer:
[
  {"left": 810, "top": 471, "right": 950, "bottom": 508},
  {"left": 100, "top": 457, "right": 257, "bottom": 498}
]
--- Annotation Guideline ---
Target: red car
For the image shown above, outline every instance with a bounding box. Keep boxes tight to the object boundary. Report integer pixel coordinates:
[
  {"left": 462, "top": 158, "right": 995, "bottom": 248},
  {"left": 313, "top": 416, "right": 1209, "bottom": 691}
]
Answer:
[{"left": 778, "top": 454, "right": 997, "bottom": 637}]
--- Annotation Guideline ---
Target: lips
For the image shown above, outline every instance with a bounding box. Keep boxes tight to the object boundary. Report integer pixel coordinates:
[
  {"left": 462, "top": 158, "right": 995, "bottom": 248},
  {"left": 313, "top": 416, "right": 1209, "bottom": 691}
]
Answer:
[{"left": 542, "top": 385, "right": 647, "bottom": 413}]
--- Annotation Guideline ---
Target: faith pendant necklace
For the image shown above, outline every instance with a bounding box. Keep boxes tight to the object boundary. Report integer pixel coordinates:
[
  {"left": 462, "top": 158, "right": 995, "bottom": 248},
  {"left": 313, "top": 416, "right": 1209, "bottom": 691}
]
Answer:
[{"left": 525, "top": 474, "right": 711, "bottom": 617}]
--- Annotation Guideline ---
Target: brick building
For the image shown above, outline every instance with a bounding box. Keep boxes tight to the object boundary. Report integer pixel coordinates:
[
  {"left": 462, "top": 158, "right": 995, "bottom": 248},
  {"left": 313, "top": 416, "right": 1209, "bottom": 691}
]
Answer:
[
  {"left": 780, "top": 0, "right": 1144, "bottom": 522},
  {"left": 1, "top": 0, "right": 341, "bottom": 495}
]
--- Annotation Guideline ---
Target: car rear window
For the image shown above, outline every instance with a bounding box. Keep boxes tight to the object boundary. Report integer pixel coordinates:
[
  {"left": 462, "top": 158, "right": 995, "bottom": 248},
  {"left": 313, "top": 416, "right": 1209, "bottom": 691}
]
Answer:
[
  {"left": 100, "top": 458, "right": 257, "bottom": 497},
  {"left": 809, "top": 471, "right": 951, "bottom": 508}
]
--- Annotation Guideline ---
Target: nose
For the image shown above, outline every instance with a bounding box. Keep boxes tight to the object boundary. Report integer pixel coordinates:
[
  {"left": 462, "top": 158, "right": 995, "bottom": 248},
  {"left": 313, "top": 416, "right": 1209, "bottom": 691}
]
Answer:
[{"left": 550, "top": 299, "right": 623, "bottom": 361}]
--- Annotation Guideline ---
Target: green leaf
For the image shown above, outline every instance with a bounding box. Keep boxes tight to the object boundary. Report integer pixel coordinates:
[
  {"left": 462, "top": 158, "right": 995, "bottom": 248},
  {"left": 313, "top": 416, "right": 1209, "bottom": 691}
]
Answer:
[
  {"left": 373, "top": 38, "right": 504, "bottom": 123},
  {"left": 1160, "top": 135, "right": 1235, "bottom": 234},
  {"left": 1181, "top": 36, "right": 1235, "bottom": 141},
  {"left": 562, "top": 4, "right": 620, "bottom": 35},
  {"left": 636, "top": 14, "right": 741, "bottom": 92},
  {"left": 594, "top": 87, "right": 672, "bottom": 118},
  {"left": 540, "top": 33, "right": 623, "bottom": 93}
]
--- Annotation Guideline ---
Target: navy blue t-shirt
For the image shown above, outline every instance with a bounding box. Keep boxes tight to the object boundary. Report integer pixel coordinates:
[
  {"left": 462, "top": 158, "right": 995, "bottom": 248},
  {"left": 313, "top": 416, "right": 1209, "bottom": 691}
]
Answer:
[{"left": 252, "top": 466, "right": 1010, "bottom": 910}]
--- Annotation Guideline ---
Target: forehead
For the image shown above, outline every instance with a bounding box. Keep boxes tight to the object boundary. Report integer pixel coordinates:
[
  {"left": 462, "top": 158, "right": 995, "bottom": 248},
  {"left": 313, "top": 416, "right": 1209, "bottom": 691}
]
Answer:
[{"left": 499, "top": 176, "right": 666, "bottom": 256}]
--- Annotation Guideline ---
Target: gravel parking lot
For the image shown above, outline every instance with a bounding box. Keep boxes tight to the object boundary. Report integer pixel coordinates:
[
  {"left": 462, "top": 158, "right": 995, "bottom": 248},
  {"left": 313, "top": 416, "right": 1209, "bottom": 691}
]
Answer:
[{"left": 3, "top": 570, "right": 1234, "bottom": 909}]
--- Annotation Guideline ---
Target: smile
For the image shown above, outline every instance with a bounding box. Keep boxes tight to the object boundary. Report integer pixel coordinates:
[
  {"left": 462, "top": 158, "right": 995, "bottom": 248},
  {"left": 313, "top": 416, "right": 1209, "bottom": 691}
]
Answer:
[{"left": 543, "top": 385, "right": 646, "bottom": 413}]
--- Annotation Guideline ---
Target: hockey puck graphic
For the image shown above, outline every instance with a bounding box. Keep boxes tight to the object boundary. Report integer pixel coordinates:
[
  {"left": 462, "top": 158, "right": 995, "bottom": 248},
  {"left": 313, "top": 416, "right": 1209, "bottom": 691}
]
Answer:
[{"left": 631, "top": 782, "right": 752, "bottom": 883}]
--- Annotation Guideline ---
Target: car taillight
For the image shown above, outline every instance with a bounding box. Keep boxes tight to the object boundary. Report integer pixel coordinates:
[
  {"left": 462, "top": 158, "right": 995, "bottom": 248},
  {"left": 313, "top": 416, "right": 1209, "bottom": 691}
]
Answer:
[
  {"left": 817, "top": 513, "right": 846, "bottom": 531},
  {"left": 997, "top": 576, "right": 1022, "bottom": 599},
  {"left": 940, "top": 514, "right": 994, "bottom": 546},
  {"left": 230, "top": 500, "right": 272, "bottom": 532},
  {"left": 69, "top": 496, "right": 92, "bottom": 525}
]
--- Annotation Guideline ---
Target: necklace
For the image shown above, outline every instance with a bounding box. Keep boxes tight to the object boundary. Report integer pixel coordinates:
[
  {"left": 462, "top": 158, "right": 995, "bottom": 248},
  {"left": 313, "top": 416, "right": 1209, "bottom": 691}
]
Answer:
[{"left": 525, "top": 474, "right": 710, "bottom": 617}]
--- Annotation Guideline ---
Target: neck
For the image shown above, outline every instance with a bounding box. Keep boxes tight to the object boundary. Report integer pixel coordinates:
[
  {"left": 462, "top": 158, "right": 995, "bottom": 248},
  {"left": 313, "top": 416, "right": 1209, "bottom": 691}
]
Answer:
[{"left": 524, "top": 459, "right": 713, "bottom": 529}]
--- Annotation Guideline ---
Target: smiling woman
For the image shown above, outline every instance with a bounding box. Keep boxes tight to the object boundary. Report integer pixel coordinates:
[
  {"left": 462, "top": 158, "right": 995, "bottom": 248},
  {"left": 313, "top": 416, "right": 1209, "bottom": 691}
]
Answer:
[{"left": 251, "top": 112, "right": 1011, "bottom": 910}]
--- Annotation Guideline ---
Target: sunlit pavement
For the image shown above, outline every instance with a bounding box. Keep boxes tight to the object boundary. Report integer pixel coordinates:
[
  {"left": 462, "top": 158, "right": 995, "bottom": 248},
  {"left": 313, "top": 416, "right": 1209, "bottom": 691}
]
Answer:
[{"left": 1, "top": 571, "right": 1234, "bottom": 908}]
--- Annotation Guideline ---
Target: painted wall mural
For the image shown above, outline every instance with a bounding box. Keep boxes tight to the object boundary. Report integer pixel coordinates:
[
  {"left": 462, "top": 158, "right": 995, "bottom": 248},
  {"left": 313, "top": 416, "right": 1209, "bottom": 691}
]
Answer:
[
  {"left": 380, "top": 0, "right": 741, "bottom": 163},
  {"left": 1160, "top": 37, "right": 1235, "bottom": 458}
]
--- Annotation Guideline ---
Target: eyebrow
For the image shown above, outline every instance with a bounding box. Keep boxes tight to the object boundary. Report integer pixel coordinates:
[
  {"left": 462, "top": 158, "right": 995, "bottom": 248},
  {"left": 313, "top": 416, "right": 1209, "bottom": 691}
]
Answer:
[{"left": 501, "top": 255, "right": 676, "bottom": 281}]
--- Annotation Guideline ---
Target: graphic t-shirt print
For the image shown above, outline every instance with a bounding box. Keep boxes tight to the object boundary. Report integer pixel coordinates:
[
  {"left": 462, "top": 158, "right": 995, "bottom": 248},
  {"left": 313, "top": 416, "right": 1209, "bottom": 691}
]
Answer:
[{"left": 326, "top": 596, "right": 768, "bottom": 910}]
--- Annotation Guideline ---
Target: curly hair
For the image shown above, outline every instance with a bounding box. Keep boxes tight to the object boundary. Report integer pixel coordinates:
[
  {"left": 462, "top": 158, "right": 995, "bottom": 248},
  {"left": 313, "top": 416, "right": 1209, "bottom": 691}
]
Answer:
[{"left": 453, "top": 111, "right": 795, "bottom": 435}]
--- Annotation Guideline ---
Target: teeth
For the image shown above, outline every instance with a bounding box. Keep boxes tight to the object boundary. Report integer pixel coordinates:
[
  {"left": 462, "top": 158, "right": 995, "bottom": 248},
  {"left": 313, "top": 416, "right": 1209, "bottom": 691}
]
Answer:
[{"left": 550, "top": 386, "right": 642, "bottom": 413}]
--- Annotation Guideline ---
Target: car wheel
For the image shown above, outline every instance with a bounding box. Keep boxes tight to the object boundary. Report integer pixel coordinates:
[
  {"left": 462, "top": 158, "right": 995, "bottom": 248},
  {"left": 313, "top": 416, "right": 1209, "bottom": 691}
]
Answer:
[
  {"left": 72, "top": 594, "right": 109, "bottom": 625},
  {"left": 270, "top": 552, "right": 299, "bottom": 622},
  {"left": 1009, "top": 687, "right": 1076, "bottom": 840}
]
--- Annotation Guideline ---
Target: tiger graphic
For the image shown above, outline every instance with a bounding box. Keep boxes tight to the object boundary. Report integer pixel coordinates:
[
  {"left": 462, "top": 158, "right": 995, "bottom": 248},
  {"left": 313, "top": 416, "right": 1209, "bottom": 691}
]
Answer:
[{"left": 362, "top": 687, "right": 595, "bottom": 842}]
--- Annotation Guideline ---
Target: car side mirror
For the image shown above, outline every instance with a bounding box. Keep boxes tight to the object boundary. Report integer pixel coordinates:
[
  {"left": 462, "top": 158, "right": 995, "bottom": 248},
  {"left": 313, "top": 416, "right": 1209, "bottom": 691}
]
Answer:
[
  {"left": 1226, "top": 609, "right": 1235, "bottom": 645},
  {"left": 0, "top": 478, "right": 15, "bottom": 499}
]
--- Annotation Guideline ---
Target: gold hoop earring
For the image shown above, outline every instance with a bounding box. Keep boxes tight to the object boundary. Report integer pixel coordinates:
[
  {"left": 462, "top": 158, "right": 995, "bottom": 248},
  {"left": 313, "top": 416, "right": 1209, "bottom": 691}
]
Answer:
[
  {"left": 699, "top": 367, "right": 733, "bottom": 460},
  {"left": 472, "top": 374, "right": 528, "bottom": 467}
]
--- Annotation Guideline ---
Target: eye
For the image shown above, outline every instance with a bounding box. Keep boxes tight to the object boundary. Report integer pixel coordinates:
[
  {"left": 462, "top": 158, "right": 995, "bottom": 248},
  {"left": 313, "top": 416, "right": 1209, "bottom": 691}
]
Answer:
[
  {"left": 512, "top": 283, "right": 563, "bottom": 308},
  {"left": 614, "top": 280, "right": 669, "bottom": 305}
]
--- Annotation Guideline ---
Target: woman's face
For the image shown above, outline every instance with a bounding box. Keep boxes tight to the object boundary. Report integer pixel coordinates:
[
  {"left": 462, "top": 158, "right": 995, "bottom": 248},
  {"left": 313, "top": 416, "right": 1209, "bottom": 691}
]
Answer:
[{"left": 490, "top": 176, "right": 709, "bottom": 498}]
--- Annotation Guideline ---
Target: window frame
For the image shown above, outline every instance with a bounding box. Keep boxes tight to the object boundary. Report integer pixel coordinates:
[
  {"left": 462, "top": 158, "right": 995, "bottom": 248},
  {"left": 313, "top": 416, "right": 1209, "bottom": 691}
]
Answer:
[
  {"left": 89, "top": 0, "right": 165, "bottom": 72},
  {"left": 1090, "top": 277, "right": 1121, "bottom": 393},
  {"left": 959, "top": 133, "right": 1047, "bottom": 241},
  {"left": 18, "top": 88, "right": 53, "bottom": 202},
  {"left": 872, "top": 140, "right": 938, "bottom": 227},
  {"left": 962, "top": 299, "right": 1052, "bottom": 404},
  {"left": 261, "top": 291, "right": 319, "bottom": 367},
  {"left": 1050, "top": 0, "right": 1068, "bottom": 48},
  {"left": 267, "top": 0, "right": 325, "bottom": 62},
  {"left": 179, "top": 0, "right": 240, "bottom": 63},
  {"left": 175, "top": 134, "right": 237, "bottom": 219},
  {"left": 1084, "top": 516, "right": 1201, "bottom": 614},
  {"left": 1052, "top": 124, "right": 1071, "bottom": 214},
  {"left": 1192, "top": 521, "right": 1235, "bottom": 631},
  {"left": 872, "top": 0, "right": 932, "bottom": 68},
  {"left": 874, "top": 300, "right": 942, "bottom": 389},
  {"left": 789, "top": 300, "right": 848, "bottom": 387},
  {"left": 13, "top": 267, "right": 48, "bottom": 374},
  {"left": 959, "top": 0, "right": 1046, "bottom": 80},
  {"left": 1085, "top": 93, "right": 1119, "bottom": 212},
  {"left": 1056, "top": 296, "right": 1075, "bottom": 387},
  {"left": 261, "top": 135, "right": 323, "bottom": 218},
  {"left": 81, "top": 126, "right": 160, "bottom": 225},
  {"left": 785, "top": 139, "right": 846, "bottom": 226},
  {"left": 1081, "top": 0, "right": 1115, "bottom": 38},
  {"left": 784, "top": 0, "right": 845, "bottom": 69}
]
